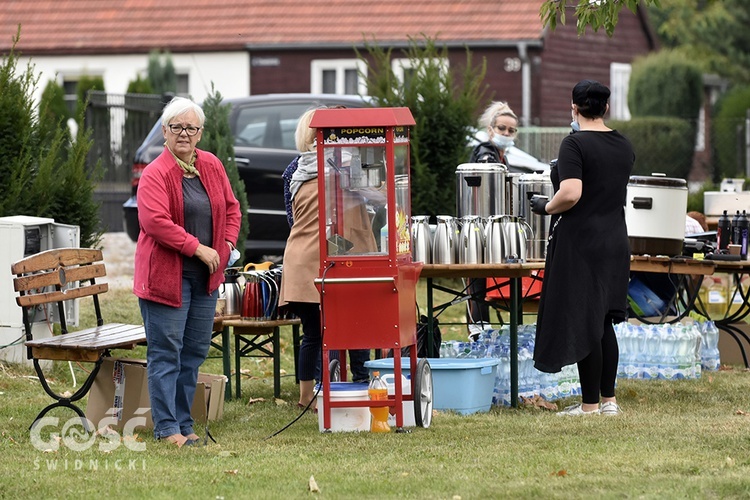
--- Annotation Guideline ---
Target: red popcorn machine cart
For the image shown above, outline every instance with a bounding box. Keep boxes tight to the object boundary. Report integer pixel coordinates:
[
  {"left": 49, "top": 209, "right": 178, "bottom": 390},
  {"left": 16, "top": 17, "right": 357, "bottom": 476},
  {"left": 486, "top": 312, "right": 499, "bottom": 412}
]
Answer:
[{"left": 311, "top": 107, "right": 433, "bottom": 432}]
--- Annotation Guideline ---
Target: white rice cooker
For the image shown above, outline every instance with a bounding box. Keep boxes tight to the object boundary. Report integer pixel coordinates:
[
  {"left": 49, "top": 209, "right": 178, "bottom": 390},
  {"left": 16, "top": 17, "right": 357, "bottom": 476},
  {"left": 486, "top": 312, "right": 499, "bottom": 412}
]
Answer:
[{"left": 625, "top": 174, "right": 687, "bottom": 256}]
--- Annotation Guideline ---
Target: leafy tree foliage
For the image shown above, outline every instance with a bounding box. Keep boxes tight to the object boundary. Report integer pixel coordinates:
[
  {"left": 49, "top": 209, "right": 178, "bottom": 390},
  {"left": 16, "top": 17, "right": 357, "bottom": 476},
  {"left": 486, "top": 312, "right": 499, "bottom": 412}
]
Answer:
[
  {"left": 628, "top": 50, "right": 703, "bottom": 119},
  {"left": 610, "top": 117, "right": 695, "bottom": 179},
  {"left": 649, "top": 0, "right": 750, "bottom": 84},
  {"left": 0, "top": 27, "right": 101, "bottom": 247},
  {"left": 713, "top": 86, "right": 750, "bottom": 179},
  {"left": 358, "top": 35, "right": 488, "bottom": 218},
  {"left": 199, "top": 85, "right": 250, "bottom": 263},
  {"left": 541, "top": 0, "right": 661, "bottom": 36}
]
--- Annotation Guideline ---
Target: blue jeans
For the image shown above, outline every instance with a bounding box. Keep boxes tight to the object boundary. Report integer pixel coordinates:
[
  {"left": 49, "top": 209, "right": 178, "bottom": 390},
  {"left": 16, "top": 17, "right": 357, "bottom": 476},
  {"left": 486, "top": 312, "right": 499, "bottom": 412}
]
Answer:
[{"left": 139, "top": 273, "right": 217, "bottom": 439}]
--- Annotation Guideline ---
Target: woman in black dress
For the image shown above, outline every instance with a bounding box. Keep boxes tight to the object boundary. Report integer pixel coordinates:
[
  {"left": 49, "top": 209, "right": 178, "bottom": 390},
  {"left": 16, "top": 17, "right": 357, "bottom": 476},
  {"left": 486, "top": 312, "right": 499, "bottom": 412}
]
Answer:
[{"left": 530, "top": 80, "right": 634, "bottom": 416}]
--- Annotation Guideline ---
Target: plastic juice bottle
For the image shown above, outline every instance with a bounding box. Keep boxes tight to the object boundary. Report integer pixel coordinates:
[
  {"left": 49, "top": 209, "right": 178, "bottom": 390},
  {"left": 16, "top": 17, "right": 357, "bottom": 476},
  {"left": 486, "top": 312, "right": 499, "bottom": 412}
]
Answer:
[
  {"left": 707, "top": 277, "right": 728, "bottom": 318},
  {"left": 368, "top": 371, "right": 390, "bottom": 433}
]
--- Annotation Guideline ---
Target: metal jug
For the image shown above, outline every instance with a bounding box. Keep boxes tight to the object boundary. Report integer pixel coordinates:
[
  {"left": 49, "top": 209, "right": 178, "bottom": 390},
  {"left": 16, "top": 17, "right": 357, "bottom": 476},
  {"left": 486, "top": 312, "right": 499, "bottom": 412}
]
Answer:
[
  {"left": 220, "top": 268, "right": 243, "bottom": 316},
  {"left": 432, "top": 215, "right": 456, "bottom": 264},
  {"left": 411, "top": 215, "right": 432, "bottom": 263},
  {"left": 458, "top": 215, "right": 485, "bottom": 264},
  {"left": 485, "top": 215, "right": 534, "bottom": 263},
  {"left": 241, "top": 272, "right": 262, "bottom": 320}
]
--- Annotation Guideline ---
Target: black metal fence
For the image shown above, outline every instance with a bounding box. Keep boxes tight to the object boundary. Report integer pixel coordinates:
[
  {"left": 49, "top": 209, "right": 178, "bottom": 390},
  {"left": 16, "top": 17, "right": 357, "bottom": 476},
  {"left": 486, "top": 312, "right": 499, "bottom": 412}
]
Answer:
[{"left": 85, "top": 91, "right": 166, "bottom": 231}]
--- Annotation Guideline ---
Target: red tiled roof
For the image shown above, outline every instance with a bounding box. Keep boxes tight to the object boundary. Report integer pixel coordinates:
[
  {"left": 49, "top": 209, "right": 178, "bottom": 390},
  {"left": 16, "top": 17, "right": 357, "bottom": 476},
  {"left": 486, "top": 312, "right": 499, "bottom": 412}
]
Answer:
[{"left": 1, "top": 0, "right": 547, "bottom": 55}]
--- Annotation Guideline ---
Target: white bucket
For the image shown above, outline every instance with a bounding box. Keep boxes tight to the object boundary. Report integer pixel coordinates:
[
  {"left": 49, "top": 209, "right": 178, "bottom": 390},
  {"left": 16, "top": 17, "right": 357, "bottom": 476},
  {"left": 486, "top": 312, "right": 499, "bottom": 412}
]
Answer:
[
  {"left": 381, "top": 373, "right": 416, "bottom": 428},
  {"left": 316, "top": 382, "right": 370, "bottom": 432}
]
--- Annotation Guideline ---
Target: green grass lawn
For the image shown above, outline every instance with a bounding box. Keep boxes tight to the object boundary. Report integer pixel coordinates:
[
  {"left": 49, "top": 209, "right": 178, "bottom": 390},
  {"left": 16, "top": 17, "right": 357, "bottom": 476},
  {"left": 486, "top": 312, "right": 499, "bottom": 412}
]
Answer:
[{"left": 2, "top": 283, "right": 750, "bottom": 498}]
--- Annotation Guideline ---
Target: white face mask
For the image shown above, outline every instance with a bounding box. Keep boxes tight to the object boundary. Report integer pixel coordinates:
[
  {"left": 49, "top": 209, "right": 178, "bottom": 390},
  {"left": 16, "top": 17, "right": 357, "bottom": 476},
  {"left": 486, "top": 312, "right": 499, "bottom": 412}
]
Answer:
[
  {"left": 491, "top": 134, "right": 514, "bottom": 151},
  {"left": 570, "top": 120, "right": 581, "bottom": 133}
]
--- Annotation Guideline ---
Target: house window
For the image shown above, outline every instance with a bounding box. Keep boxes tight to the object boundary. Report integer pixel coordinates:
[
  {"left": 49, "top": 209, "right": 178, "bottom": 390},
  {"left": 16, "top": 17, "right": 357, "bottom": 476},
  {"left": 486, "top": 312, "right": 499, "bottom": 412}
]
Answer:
[
  {"left": 177, "top": 73, "right": 189, "bottom": 96},
  {"left": 609, "top": 63, "right": 631, "bottom": 121},
  {"left": 391, "top": 57, "right": 449, "bottom": 93},
  {"left": 310, "top": 59, "right": 366, "bottom": 95}
]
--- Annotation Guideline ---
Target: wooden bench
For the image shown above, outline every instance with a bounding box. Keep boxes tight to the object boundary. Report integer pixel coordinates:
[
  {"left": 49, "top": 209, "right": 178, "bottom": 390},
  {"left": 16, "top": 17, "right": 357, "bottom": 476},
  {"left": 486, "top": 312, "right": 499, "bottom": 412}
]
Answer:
[{"left": 11, "top": 248, "right": 146, "bottom": 430}]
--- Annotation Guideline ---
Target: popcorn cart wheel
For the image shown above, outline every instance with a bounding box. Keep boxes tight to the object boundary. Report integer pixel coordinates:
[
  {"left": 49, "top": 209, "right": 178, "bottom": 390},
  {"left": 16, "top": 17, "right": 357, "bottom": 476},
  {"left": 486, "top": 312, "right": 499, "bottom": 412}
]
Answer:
[
  {"left": 329, "top": 359, "right": 341, "bottom": 382},
  {"left": 414, "top": 358, "right": 434, "bottom": 428}
]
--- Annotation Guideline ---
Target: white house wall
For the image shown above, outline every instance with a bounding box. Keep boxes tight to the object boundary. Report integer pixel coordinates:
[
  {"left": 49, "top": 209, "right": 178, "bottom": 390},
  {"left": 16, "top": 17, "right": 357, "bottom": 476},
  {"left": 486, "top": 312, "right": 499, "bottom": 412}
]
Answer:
[{"left": 18, "top": 52, "right": 250, "bottom": 104}]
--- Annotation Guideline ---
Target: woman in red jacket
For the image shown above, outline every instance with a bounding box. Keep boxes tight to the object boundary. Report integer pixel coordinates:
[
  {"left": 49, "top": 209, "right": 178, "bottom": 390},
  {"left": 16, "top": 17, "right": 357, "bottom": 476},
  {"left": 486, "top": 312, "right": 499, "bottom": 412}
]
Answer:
[{"left": 134, "top": 97, "right": 241, "bottom": 447}]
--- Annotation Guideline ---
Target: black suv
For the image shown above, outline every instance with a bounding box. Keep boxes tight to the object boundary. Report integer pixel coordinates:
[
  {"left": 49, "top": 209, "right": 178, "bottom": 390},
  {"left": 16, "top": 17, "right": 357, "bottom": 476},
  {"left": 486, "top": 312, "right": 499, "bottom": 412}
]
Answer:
[{"left": 122, "top": 93, "right": 372, "bottom": 260}]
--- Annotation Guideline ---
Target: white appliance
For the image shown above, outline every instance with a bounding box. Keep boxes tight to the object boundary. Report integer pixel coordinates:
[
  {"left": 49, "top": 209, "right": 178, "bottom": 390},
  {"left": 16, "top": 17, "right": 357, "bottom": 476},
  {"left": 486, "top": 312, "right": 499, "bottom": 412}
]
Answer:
[{"left": 0, "top": 216, "right": 80, "bottom": 366}]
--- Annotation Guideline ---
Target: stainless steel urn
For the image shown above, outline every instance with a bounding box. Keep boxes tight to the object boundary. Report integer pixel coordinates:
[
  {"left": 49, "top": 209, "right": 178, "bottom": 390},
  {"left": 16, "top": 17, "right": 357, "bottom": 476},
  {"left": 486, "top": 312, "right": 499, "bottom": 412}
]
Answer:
[
  {"left": 455, "top": 163, "right": 507, "bottom": 218},
  {"left": 517, "top": 172, "right": 553, "bottom": 260}
]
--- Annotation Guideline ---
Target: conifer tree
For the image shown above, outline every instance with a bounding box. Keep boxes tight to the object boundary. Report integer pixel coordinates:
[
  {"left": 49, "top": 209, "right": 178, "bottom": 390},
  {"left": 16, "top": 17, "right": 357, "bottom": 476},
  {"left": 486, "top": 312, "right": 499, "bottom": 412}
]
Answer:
[{"left": 199, "top": 85, "right": 250, "bottom": 263}]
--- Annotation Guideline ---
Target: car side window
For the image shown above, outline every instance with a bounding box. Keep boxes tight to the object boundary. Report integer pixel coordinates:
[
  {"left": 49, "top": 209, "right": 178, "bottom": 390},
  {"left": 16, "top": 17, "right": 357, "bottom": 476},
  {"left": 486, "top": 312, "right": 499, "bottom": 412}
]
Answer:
[{"left": 234, "top": 103, "right": 312, "bottom": 150}]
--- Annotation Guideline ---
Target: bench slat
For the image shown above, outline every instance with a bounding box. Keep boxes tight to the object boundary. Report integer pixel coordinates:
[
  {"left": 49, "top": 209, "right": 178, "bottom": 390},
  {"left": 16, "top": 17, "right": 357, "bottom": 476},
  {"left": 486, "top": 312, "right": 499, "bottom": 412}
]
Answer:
[
  {"left": 16, "top": 283, "right": 109, "bottom": 307},
  {"left": 25, "top": 323, "right": 146, "bottom": 351},
  {"left": 11, "top": 248, "right": 103, "bottom": 274},
  {"left": 13, "top": 263, "right": 106, "bottom": 292}
]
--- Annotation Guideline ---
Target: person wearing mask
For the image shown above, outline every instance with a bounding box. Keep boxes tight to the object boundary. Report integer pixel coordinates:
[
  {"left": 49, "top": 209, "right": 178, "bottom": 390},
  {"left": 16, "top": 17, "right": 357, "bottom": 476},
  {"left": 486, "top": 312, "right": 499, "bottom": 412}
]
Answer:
[
  {"left": 280, "top": 107, "right": 375, "bottom": 412},
  {"left": 466, "top": 102, "right": 520, "bottom": 337},
  {"left": 530, "top": 80, "right": 634, "bottom": 416},
  {"left": 469, "top": 101, "right": 518, "bottom": 166},
  {"left": 134, "top": 97, "right": 242, "bottom": 446}
]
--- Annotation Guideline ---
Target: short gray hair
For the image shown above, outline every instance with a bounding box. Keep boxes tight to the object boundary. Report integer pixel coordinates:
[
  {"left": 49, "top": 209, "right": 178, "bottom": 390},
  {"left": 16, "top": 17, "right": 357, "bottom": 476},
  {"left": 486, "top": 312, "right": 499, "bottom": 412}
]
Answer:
[{"left": 161, "top": 97, "right": 205, "bottom": 127}]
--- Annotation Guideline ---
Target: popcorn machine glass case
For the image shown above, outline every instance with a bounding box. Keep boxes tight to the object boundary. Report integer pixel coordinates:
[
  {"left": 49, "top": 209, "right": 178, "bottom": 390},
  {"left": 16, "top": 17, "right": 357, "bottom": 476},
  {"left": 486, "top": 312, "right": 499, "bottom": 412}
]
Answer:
[{"left": 310, "top": 107, "right": 431, "bottom": 430}]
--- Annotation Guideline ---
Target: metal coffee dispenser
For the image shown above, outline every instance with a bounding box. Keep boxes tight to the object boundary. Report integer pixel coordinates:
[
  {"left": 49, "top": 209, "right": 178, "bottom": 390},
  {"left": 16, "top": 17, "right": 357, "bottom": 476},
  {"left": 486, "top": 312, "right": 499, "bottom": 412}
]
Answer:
[
  {"left": 455, "top": 163, "right": 506, "bottom": 219},
  {"left": 517, "top": 172, "right": 553, "bottom": 260}
]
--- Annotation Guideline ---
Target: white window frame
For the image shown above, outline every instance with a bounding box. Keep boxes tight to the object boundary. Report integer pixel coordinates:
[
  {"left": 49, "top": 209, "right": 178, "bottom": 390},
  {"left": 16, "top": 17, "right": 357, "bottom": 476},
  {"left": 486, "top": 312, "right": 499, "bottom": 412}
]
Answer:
[
  {"left": 391, "top": 57, "right": 449, "bottom": 88},
  {"left": 310, "top": 59, "right": 367, "bottom": 95},
  {"left": 609, "top": 62, "right": 632, "bottom": 121}
]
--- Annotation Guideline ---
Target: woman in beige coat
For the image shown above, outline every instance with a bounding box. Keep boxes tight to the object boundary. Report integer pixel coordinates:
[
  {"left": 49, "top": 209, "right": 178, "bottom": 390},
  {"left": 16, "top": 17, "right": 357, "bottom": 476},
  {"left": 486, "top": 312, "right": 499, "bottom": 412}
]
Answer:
[{"left": 280, "top": 108, "right": 377, "bottom": 409}]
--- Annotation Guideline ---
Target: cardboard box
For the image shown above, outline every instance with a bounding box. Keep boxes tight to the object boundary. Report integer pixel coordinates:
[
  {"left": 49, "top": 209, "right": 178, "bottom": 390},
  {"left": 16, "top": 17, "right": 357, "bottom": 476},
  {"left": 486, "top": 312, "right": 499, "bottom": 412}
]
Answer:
[{"left": 85, "top": 357, "right": 226, "bottom": 431}]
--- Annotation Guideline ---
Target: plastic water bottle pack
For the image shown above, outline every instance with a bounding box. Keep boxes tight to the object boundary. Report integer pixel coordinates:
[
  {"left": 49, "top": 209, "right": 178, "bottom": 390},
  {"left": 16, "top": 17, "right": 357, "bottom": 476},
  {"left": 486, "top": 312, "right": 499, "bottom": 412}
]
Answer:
[
  {"left": 614, "top": 321, "right": 718, "bottom": 380},
  {"left": 439, "top": 324, "right": 581, "bottom": 407}
]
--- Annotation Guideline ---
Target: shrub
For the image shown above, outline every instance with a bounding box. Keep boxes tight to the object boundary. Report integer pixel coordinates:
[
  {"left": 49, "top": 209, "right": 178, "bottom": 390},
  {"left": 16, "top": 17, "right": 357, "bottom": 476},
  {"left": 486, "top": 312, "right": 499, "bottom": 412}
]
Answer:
[
  {"left": 147, "top": 50, "right": 177, "bottom": 96},
  {"left": 126, "top": 74, "right": 154, "bottom": 94},
  {"left": 0, "top": 27, "right": 101, "bottom": 248},
  {"left": 610, "top": 116, "right": 695, "bottom": 179},
  {"left": 358, "top": 35, "right": 487, "bottom": 217},
  {"left": 628, "top": 50, "right": 703, "bottom": 120},
  {"left": 712, "top": 85, "right": 750, "bottom": 179},
  {"left": 38, "top": 79, "right": 71, "bottom": 147}
]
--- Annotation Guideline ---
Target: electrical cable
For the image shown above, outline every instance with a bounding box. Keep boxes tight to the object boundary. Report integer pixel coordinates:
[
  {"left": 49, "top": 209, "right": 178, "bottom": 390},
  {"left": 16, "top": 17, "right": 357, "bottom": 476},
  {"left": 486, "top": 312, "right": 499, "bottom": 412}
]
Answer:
[{"left": 264, "top": 261, "right": 335, "bottom": 440}]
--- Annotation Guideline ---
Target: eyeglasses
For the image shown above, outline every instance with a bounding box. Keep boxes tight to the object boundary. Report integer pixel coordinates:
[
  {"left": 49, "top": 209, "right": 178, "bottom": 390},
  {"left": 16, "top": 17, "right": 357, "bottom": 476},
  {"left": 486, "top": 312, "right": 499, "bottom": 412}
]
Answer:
[
  {"left": 493, "top": 124, "right": 518, "bottom": 135},
  {"left": 168, "top": 124, "right": 202, "bottom": 136}
]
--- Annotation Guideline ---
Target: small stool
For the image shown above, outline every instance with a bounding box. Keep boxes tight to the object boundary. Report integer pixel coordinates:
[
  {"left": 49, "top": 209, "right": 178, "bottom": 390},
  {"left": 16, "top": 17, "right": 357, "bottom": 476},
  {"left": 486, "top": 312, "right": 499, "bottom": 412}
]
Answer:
[{"left": 221, "top": 318, "right": 301, "bottom": 399}]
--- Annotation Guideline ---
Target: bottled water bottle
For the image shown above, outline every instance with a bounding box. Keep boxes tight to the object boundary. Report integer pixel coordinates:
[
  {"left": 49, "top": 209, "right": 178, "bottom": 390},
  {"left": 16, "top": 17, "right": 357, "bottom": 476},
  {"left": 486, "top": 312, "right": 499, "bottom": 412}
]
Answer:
[
  {"left": 660, "top": 325, "right": 678, "bottom": 380},
  {"left": 644, "top": 326, "right": 662, "bottom": 380},
  {"left": 701, "top": 321, "right": 721, "bottom": 371},
  {"left": 615, "top": 322, "right": 629, "bottom": 379},
  {"left": 494, "top": 344, "right": 511, "bottom": 406},
  {"left": 675, "top": 324, "right": 694, "bottom": 379}
]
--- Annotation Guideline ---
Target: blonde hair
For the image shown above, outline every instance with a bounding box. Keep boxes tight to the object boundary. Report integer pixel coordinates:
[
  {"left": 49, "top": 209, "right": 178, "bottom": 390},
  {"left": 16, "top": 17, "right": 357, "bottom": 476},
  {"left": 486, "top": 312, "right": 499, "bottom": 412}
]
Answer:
[
  {"left": 294, "top": 108, "right": 319, "bottom": 152},
  {"left": 478, "top": 101, "right": 518, "bottom": 129}
]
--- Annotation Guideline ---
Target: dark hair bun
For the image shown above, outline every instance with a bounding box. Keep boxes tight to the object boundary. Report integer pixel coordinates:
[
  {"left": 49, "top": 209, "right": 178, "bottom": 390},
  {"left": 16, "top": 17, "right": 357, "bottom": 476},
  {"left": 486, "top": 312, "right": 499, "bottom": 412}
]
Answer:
[{"left": 572, "top": 79, "right": 611, "bottom": 118}]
